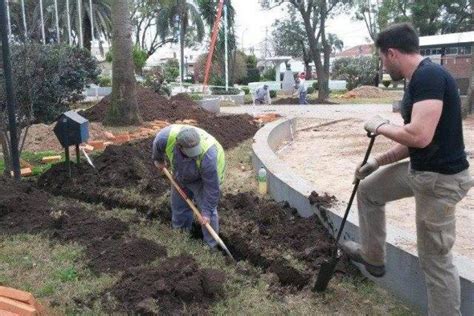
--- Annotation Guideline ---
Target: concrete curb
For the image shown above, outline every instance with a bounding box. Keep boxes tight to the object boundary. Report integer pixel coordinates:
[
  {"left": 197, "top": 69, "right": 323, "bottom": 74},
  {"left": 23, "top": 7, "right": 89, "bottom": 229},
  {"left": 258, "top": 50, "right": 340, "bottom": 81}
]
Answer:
[{"left": 252, "top": 117, "right": 474, "bottom": 314}]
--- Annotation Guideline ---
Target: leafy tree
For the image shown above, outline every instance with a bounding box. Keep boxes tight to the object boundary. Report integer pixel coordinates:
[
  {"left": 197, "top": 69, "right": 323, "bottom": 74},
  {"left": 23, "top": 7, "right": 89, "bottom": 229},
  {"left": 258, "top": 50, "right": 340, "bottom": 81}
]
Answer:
[
  {"left": 106, "top": 45, "right": 149, "bottom": 75},
  {"left": 332, "top": 56, "right": 377, "bottom": 90},
  {"left": 0, "top": 44, "right": 99, "bottom": 174},
  {"left": 261, "top": 0, "right": 352, "bottom": 102}
]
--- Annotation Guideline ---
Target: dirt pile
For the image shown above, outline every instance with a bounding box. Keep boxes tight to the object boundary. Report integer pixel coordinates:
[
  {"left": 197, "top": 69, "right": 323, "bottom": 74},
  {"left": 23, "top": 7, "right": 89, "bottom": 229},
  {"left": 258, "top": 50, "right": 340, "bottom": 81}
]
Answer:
[
  {"left": 342, "top": 85, "right": 396, "bottom": 99},
  {"left": 109, "top": 254, "right": 225, "bottom": 315},
  {"left": 308, "top": 191, "right": 337, "bottom": 208},
  {"left": 0, "top": 177, "right": 53, "bottom": 234},
  {"left": 86, "top": 238, "right": 168, "bottom": 274},
  {"left": 38, "top": 142, "right": 169, "bottom": 211},
  {"left": 218, "top": 192, "right": 336, "bottom": 288},
  {"left": 82, "top": 87, "right": 259, "bottom": 149}
]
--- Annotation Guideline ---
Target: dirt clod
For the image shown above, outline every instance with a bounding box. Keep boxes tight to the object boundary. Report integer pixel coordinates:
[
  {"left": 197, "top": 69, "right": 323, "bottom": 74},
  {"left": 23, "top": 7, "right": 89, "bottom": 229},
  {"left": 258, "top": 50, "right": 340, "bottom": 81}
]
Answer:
[{"left": 308, "top": 191, "right": 337, "bottom": 208}]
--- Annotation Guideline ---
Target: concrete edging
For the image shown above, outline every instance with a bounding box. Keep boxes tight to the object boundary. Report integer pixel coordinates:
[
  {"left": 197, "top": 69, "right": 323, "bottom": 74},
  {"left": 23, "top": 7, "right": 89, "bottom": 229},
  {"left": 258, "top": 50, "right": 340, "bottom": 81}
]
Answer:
[{"left": 252, "top": 117, "right": 474, "bottom": 314}]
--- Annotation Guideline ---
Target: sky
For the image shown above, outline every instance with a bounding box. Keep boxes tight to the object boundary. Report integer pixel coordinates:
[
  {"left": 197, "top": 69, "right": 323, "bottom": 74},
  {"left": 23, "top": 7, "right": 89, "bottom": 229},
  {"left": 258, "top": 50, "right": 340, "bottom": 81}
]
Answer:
[{"left": 233, "top": 1, "right": 372, "bottom": 57}]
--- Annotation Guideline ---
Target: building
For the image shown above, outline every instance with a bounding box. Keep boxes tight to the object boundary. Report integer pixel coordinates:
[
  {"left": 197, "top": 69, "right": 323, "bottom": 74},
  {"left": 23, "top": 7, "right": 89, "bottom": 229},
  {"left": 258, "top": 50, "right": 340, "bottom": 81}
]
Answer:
[
  {"left": 419, "top": 31, "right": 473, "bottom": 94},
  {"left": 335, "top": 44, "right": 374, "bottom": 59}
]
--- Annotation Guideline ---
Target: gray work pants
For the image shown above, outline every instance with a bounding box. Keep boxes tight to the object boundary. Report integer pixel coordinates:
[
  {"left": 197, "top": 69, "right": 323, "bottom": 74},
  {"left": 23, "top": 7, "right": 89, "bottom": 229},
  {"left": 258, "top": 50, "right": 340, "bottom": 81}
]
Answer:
[{"left": 357, "top": 161, "right": 473, "bottom": 316}]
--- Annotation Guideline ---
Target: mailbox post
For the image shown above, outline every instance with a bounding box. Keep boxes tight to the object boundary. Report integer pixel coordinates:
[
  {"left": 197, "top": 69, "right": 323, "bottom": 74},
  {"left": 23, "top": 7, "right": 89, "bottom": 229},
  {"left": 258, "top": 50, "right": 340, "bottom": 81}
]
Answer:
[{"left": 53, "top": 111, "right": 89, "bottom": 177}]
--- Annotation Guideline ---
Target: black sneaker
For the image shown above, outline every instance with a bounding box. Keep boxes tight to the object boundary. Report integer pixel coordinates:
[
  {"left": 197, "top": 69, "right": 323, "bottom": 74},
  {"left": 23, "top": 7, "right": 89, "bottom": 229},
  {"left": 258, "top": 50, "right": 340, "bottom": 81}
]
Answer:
[{"left": 341, "top": 241, "right": 385, "bottom": 277}]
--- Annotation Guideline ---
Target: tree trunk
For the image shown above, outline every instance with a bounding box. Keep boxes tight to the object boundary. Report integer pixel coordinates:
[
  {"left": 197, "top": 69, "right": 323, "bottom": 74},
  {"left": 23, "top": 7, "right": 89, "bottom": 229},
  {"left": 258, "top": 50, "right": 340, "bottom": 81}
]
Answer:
[
  {"left": 0, "top": 132, "right": 12, "bottom": 176},
  {"left": 104, "top": 0, "right": 141, "bottom": 126},
  {"left": 83, "top": 14, "right": 92, "bottom": 52}
]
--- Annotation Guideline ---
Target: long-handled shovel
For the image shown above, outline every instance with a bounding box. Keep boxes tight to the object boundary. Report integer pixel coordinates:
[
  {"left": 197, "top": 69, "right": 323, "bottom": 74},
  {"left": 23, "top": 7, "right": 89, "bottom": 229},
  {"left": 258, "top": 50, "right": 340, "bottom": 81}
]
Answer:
[
  {"left": 161, "top": 167, "right": 235, "bottom": 261},
  {"left": 313, "top": 133, "right": 376, "bottom": 292}
]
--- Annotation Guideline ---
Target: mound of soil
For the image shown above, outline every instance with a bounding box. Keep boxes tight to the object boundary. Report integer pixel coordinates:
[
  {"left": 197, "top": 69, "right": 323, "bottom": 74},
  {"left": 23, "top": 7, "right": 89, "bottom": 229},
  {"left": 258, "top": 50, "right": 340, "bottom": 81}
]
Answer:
[
  {"left": 218, "top": 192, "right": 335, "bottom": 288},
  {"left": 109, "top": 254, "right": 225, "bottom": 315},
  {"left": 272, "top": 98, "right": 337, "bottom": 105},
  {"left": 0, "top": 177, "right": 53, "bottom": 234},
  {"left": 82, "top": 87, "right": 259, "bottom": 149},
  {"left": 38, "top": 142, "right": 169, "bottom": 212},
  {"left": 86, "top": 237, "right": 167, "bottom": 274},
  {"left": 343, "top": 85, "right": 395, "bottom": 98}
]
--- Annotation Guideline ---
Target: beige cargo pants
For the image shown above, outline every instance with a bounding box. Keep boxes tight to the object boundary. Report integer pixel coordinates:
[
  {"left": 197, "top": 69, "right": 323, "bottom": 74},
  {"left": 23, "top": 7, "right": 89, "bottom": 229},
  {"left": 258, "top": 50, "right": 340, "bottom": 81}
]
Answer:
[{"left": 357, "top": 161, "right": 473, "bottom": 316}]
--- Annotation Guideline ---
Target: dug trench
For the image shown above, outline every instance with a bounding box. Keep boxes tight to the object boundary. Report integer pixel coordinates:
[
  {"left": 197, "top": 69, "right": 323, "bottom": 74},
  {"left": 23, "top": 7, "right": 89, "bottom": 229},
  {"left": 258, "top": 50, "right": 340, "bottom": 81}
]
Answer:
[{"left": 0, "top": 177, "right": 227, "bottom": 314}]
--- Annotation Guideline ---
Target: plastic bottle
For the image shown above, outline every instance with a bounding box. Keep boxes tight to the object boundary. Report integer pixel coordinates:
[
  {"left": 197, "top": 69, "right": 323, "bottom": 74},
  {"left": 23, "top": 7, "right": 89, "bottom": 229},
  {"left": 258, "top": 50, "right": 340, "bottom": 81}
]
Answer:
[{"left": 258, "top": 167, "right": 267, "bottom": 195}]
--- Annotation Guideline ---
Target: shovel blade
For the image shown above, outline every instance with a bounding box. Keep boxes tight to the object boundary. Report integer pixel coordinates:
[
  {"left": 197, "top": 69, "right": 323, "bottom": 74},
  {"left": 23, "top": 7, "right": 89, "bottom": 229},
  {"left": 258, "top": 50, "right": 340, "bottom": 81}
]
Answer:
[{"left": 313, "top": 257, "right": 339, "bottom": 292}]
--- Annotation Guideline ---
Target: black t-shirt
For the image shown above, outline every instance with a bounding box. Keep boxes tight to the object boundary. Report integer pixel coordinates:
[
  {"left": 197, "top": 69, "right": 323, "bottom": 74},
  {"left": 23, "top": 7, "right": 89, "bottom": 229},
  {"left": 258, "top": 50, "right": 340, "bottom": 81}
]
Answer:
[{"left": 400, "top": 58, "right": 469, "bottom": 174}]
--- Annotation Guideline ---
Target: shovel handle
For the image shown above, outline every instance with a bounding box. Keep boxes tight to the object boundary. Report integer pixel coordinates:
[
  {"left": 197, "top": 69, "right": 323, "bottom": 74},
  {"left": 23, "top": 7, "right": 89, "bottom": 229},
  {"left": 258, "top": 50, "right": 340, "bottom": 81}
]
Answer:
[
  {"left": 162, "top": 167, "right": 235, "bottom": 261},
  {"left": 334, "top": 134, "right": 376, "bottom": 244}
]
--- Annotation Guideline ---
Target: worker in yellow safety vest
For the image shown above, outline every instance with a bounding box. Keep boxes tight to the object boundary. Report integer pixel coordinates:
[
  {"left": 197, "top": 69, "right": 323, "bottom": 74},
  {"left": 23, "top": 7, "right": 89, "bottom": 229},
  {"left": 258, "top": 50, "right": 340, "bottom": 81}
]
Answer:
[{"left": 152, "top": 124, "right": 225, "bottom": 248}]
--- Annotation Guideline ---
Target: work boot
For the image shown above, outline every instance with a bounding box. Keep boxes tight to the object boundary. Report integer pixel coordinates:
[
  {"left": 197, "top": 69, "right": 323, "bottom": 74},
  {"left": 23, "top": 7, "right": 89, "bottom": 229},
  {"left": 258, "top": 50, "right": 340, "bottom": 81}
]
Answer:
[{"left": 341, "top": 240, "right": 385, "bottom": 277}]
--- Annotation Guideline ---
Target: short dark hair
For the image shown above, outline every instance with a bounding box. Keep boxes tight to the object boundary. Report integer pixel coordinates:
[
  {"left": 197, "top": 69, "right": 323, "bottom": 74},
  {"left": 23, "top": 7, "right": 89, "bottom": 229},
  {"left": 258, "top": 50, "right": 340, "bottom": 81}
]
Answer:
[{"left": 375, "top": 23, "right": 419, "bottom": 54}]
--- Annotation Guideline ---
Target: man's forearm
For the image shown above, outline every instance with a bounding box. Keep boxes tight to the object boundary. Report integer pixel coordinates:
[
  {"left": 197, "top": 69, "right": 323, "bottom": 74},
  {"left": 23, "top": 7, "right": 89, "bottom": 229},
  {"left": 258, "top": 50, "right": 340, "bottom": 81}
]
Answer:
[
  {"left": 374, "top": 143, "right": 409, "bottom": 166},
  {"left": 377, "top": 123, "right": 429, "bottom": 148}
]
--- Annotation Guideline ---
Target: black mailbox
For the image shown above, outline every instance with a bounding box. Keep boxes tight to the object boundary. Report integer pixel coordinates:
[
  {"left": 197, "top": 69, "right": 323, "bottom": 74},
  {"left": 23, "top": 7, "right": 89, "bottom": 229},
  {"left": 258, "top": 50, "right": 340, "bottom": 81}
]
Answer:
[{"left": 53, "top": 111, "right": 89, "bottom": 147}]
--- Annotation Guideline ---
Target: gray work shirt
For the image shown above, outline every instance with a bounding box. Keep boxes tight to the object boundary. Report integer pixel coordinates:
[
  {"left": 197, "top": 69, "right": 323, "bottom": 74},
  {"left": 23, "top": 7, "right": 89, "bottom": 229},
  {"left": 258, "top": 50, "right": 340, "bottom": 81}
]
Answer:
[
  {"left": 152, "top": 126, "right": 221, "bottom": 216},
  {"left": 255, "top": 87, "right": 269, "bottom": 101}
]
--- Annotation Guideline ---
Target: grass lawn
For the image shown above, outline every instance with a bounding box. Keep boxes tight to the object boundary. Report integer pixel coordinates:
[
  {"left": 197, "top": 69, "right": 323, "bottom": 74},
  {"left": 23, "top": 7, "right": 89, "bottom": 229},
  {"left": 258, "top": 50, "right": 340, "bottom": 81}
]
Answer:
[{"left": 0, "top": 150, "right": 62, "bottom": 177}]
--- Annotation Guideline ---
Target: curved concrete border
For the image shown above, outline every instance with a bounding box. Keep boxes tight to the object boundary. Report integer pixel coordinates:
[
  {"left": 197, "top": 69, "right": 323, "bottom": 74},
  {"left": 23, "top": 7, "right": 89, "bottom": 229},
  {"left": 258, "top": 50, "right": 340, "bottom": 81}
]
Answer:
[{"left": 252, "top": 117, "right": 474, "bottom": 315}]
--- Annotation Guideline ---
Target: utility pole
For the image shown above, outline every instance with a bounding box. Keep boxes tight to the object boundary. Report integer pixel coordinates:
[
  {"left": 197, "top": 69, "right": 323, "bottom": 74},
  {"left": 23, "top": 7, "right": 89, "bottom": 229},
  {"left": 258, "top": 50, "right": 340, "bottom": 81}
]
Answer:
[
  {"left": 0, "top": 0, "right": 21, "bottom": 180},
  {"left": 224, "top": 3, "right": 228, "bottom": 91}
]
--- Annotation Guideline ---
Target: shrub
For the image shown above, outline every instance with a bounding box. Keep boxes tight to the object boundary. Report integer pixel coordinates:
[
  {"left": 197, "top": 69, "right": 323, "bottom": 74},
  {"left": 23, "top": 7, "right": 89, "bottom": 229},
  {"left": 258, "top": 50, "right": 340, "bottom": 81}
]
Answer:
[
  {"left": 307, "top": 87, "right": 315, "bottom": 94},
  {"left": 382, "top": 80, "right": 391, "bottom": 88},
  {"left": 242, "top": 68, "right": 260, "bottom": 85},
  {"left": 190, "top": 93, "right": 204, "bottom": 101},
  {"left": 241, "top": 87, "right": 250, "bottom": 95},
  {"left": 312, "top": 81, "right": 318, "bottom": 90},
  {"left": 332, "top": 56, "right": 378, "bottom": 90},
  {"left": 269, "top": 90, "right": 277, "bottom": 98},
  {"left": 106, "top": 45, "right": 148, "bottom": 75},
  {"left": 263, "top": 67, "right": 276, "bottom": 81},
  {"left": 163, "top": 59, "right": 180, "bottom": 82},
  {"left": 98, "top": 76, "right": 112, "bottom": 87},
  {"left": 210, "top": 87, "right": 241, "bottom": 95},
  {"left": 2, "top": 44, "right": 99, "bottom": 123}
]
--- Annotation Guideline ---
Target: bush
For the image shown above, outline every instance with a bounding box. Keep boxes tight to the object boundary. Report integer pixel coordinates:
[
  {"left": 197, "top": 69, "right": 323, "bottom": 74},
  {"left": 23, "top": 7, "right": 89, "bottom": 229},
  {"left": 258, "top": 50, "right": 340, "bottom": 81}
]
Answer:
[
  {"left": 382, "top": 80, "right": 391, "bottom": 88},
  {"left": 332, "top": 56, "right": 377, "bottom": 90},
  {"left": 2, "top": 44, "right": 99, "bottom": 123},
  {"left": 105, "top": 45, "right": 148, "bottom": 75},
  {"left": 269, "top": 90, "right": 277, "bottom": 98},
  {"left": 307, "top": 87, "right": 315, "bottom": 94},
  {"left": 263, "top": 67, "right": 276, "bottom": 81},
  {"left": 190, "top": 93, "right": 204, "bottom": 101},
  {"left": 210, "top": 87, "right": 241, "bottom": 95},
  {"left": 163, "top": 59, "right": 180, "bottom": 82},
  {"left": 312, "top": 81, "right": 319, "bottom": 90},
  {"left": 98, "top": 76, "right": 112, "bottom": 87},
  {"left": 241, "top": 87, "right": 250, "bottom": 95},
  {"left": 242, "top": 68, "right": 260, "bottom": 85}
]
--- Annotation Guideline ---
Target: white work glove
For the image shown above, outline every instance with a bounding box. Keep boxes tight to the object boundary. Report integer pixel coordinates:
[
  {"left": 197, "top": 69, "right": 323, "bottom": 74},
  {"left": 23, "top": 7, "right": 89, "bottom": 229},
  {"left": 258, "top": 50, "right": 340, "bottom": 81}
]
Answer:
[
  {"left": 364, "top": 115, "right": 389, "bottom": 135},
  {"left": 354, "top": 157, "right": 379, "bottom": 183}
]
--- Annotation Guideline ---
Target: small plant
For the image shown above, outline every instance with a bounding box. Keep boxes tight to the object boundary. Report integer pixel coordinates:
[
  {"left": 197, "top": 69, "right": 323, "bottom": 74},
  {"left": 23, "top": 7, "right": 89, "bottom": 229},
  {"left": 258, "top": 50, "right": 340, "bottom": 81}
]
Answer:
[
  {"left": 382, "top": 80, "right": 391, "bottom": 88},
  {"left": 269, "top": 90, "right": 277, "bottom": 98},
  {"left": 211, "top": 87, "right": 241, "bottom": 95},
  {"left": 98, "top": 76, "right": 112, "bottom": 87},
  {"left": 241, "top": 87, "right": 250, "bottom": 95},
  {"left": 312, "top": 81, "right": 319, "bottom": 90},
  {"left": 307, "top": 87, "right": 315, "bottom": 94},
  {"left": 190, "top": 93, "right": 204, "bottom": 101},
  {"left": 58, "top": 267, "right": 78, "bottom": 282}
]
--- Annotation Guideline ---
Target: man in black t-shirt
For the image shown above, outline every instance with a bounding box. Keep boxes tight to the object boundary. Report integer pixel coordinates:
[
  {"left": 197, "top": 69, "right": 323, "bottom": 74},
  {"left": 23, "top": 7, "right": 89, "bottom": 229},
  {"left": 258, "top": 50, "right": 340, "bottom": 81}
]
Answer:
[{"left": 343, "top": 23, "right": 473, "bottom": 315}]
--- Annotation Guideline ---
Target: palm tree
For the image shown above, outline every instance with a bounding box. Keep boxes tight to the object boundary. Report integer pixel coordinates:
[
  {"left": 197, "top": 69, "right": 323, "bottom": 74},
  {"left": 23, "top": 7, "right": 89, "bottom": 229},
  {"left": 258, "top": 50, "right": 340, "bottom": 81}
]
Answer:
[
  {"left": 7, "top": 0, "right": 112, "bottom": 50},
  {"left": 157, "top": 0, "right": 205, "bottom": 82},
  {"left": 104, "top": 0, "right": 141, "bottom": 126}
]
